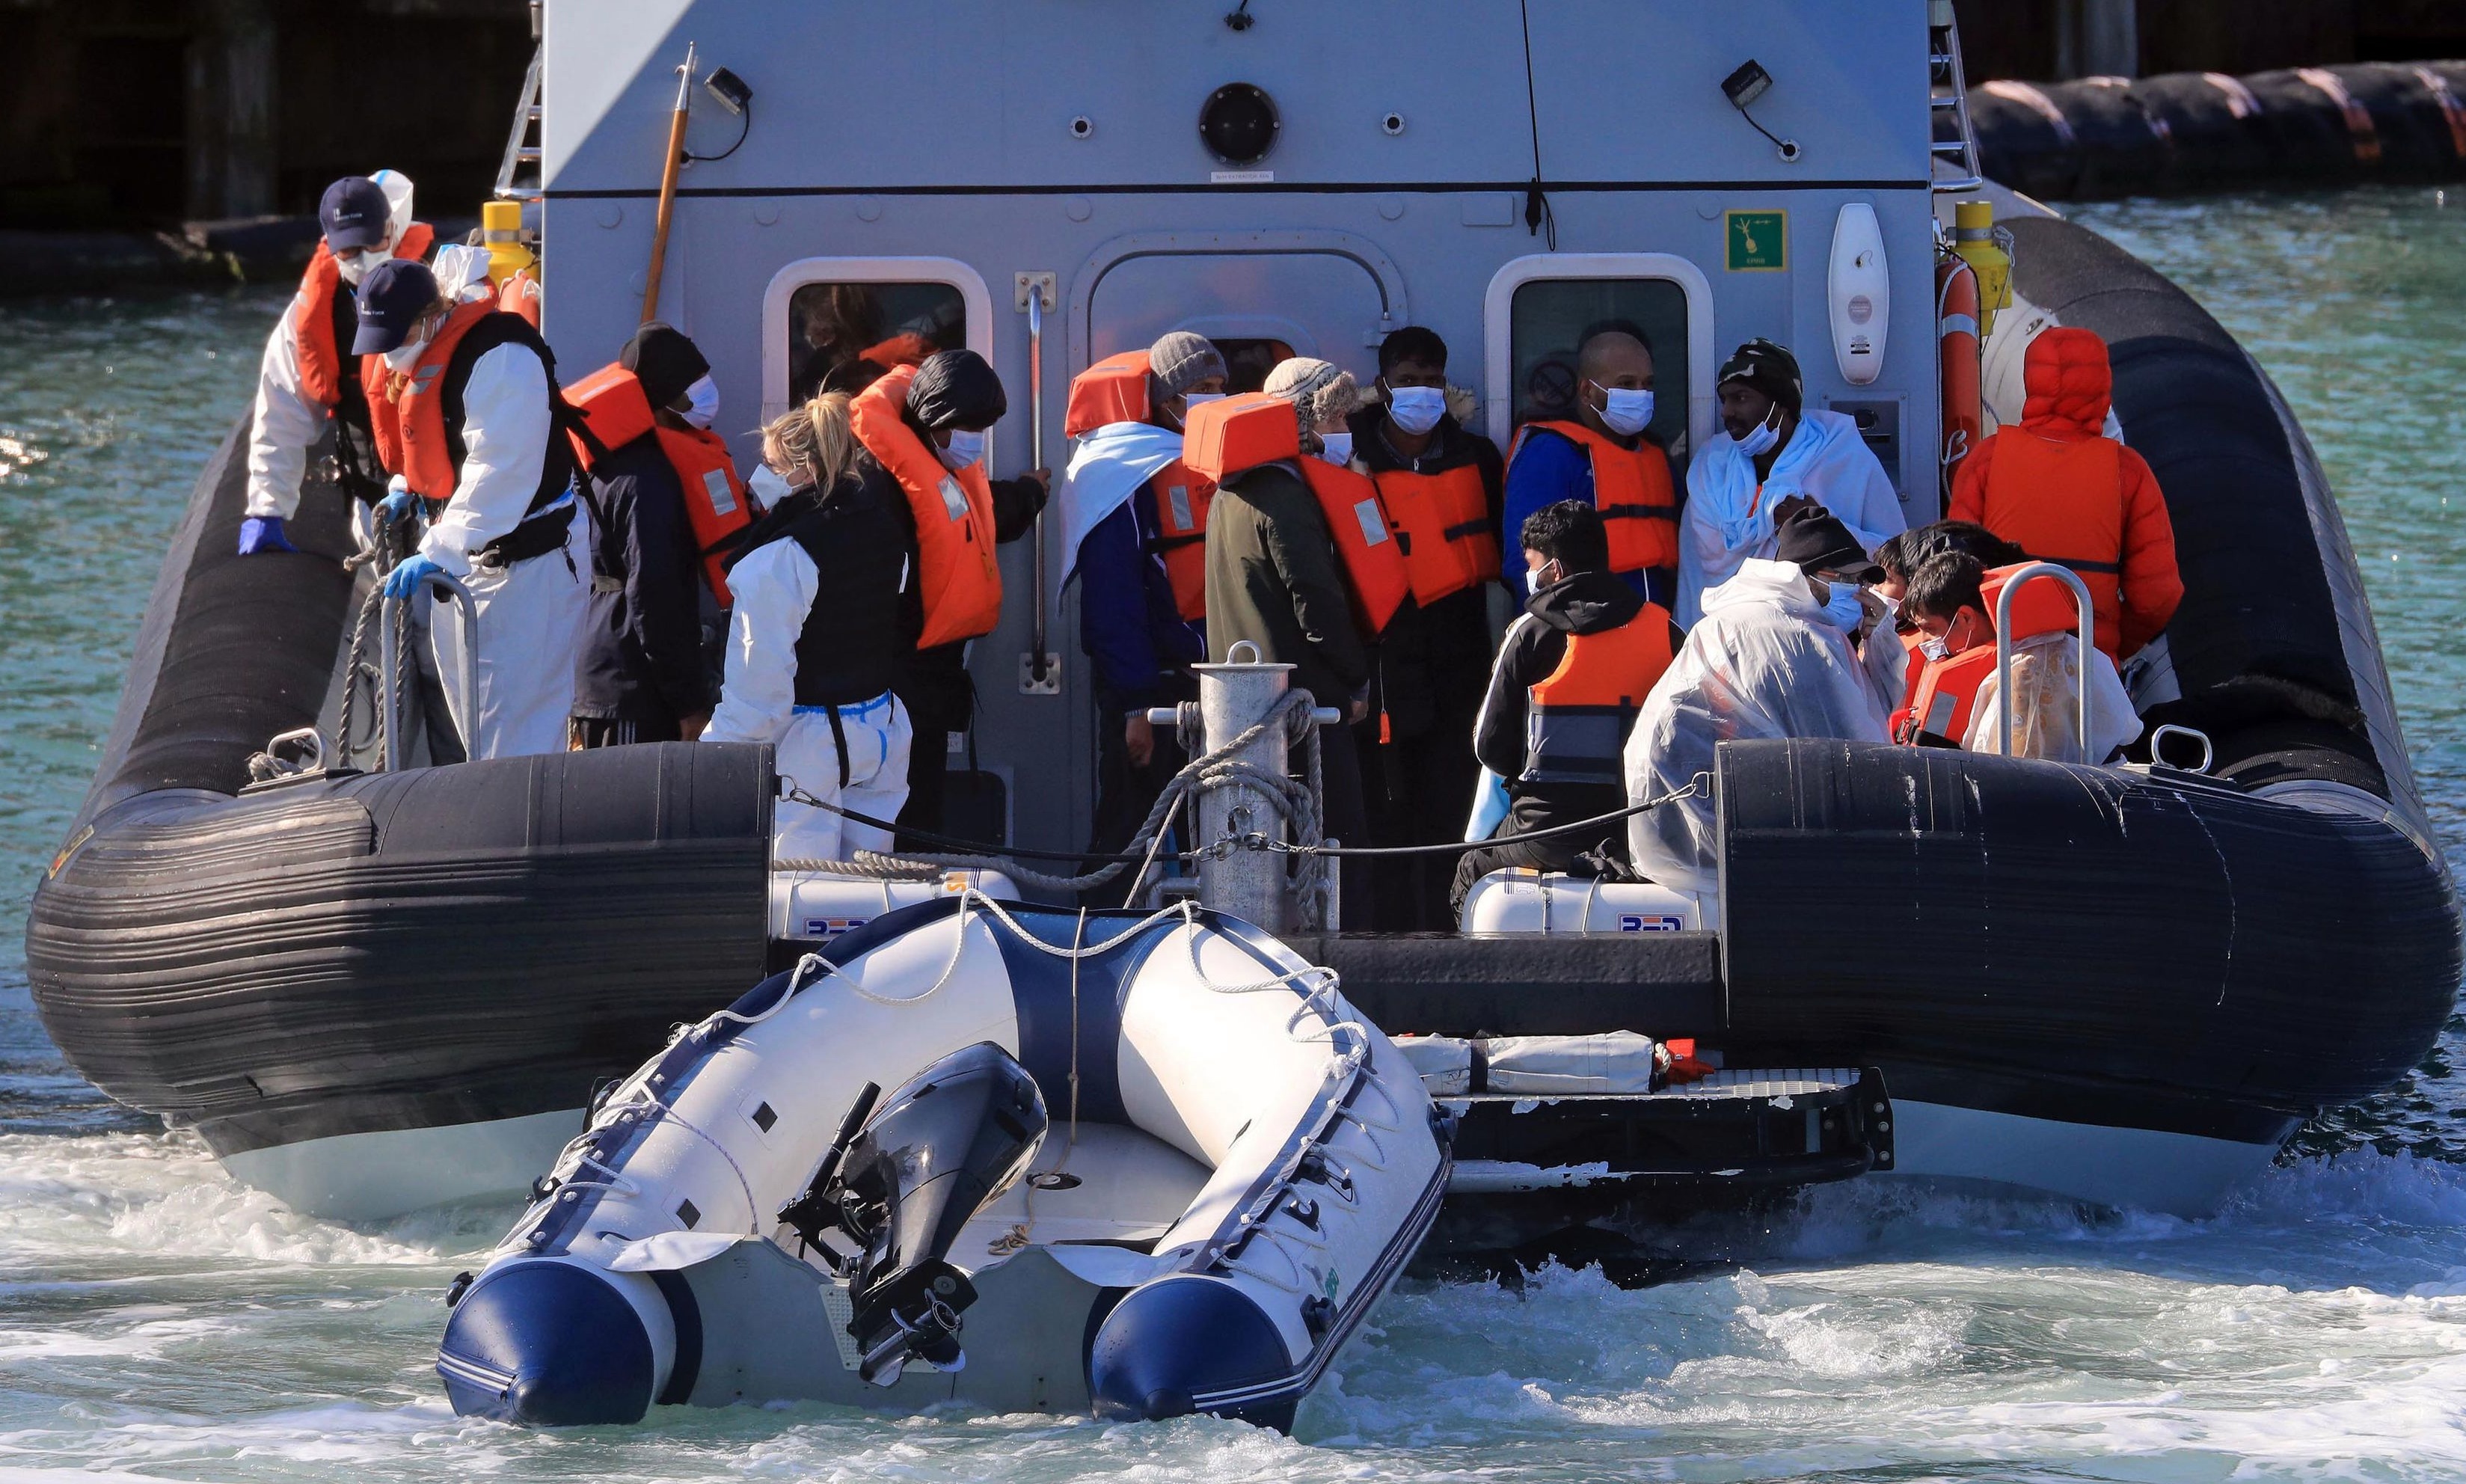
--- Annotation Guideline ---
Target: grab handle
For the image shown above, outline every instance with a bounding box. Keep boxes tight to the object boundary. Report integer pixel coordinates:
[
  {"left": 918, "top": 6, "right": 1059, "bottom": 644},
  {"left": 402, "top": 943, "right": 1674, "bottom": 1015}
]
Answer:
[
  {"left": 2149, "top": 723, "right": 2215, "bottom": 775},
  {"left": 1993, "top": 562, "right": 2095, "bottom": 761},
  {"left": 378, "top": 569, "right": 477, "bottom": 772},
  {"left": 1024, "top": 286, "right": 1051, "bottom": 689}
]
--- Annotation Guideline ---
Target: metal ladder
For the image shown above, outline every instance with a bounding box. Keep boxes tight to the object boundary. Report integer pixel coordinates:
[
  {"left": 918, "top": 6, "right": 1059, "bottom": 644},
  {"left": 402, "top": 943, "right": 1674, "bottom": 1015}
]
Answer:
[
  {"left": 494, "top": 45, "right": 544, "bottom": 202},
  {"left": 1929, "top": 0, "right": 1985, "bottom": 193}
]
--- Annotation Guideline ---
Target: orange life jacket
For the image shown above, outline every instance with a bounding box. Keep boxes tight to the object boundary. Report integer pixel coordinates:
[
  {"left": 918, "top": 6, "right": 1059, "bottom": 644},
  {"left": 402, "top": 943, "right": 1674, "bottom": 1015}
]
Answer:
[
  {"left": 1148, "top": 464, "right": 1215, "bottom": 622},
  {"left": 496, "top": 266, "right": 542, "bottom": 328},
  {"left": 1373, "top": 464, "right": 1500, "bottom": 604},
  {"left": 1524, "top": 604, "right": 1678, "bottom": 786},
  {"left": 1065, "top": 352, "right": 1217, "bottom": 620},
  {"left": 1895, "top": 564, "right": 2082, "bottom": 744},
  {"left": 850, "top": 362, "right": 1003, "bottom": 649},
  {"left": 1970, "top": 429, "right": 2126, "bottom": 659},
  {"left": 1183, "top": 393, "right": 1410, "bottom": 638},
  {"left": 1509, "top": 420, "right": 1680, "bottom": 573},
  {"left": 564, "top": 362, "right": 755, "bottom": 605},
  {"left": 292, "top": 221, "right": 435, "bottom": 408},
  {"left": 366, "top": 299, "right": 499, "bottom": 499}
]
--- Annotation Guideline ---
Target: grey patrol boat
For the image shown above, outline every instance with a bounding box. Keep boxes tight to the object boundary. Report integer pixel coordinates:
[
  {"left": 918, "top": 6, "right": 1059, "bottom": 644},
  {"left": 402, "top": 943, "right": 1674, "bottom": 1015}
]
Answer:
[{"left": 24, "top": 0, "right": 2456, "bottom": 1269}]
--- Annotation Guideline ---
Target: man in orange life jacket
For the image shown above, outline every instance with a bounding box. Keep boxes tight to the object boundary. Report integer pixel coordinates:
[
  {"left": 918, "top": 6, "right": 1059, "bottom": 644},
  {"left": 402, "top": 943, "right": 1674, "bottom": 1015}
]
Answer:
[
  {"left": 852, "top": 350, "right": 1049, "bottom": 841},
  {"left": 238, "top": 172, "right": 432, "bottom": 556},
  {"left": 568, "top": 324, "right": 727, "bottom": 749},
  {"left": 1453, "top": 500, "right": 1684, "bottom": 919},
  {"left": 1948, "top": 326, "right": 2182, "bottom": 662},
  {"left": 1203, "top": 358, "right": 1385, "bottom": 921},
  {"left": 358, "top": 257, "right": 586, "bottom": 761},
  {"left": 1898, "top": 549, "right": 2141, "bottom": 761},
  {"left": 1500, "top": 322, "right": 1681, "bottom": 605},
  {"left": 1346, "top": 326, "right": 1506, "bottom": 930},
  {"left": 1056, "top": 332, "right": 1225, "bottom": 867}
]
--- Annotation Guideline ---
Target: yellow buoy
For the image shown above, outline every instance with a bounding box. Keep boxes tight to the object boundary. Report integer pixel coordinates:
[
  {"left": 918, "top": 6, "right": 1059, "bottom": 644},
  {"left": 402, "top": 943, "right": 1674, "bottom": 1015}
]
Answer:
[{"left": 1951, "top": 200, "right": 2012, "bottom": 339}]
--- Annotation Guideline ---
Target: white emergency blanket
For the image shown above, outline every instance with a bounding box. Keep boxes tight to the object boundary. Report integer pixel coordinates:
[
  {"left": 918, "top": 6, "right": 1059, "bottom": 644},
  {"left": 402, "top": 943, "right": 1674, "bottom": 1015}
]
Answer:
[
  {"left": 1052, "top": 421, "right": 1183, "bottom": 604},
  {"left": 1675, "top": 408, "right": 1906, "bottom": 627},
  {"left": 1964, "top": 631, "right": 2144, "bottom": 763},
  {"left": 1625, "top": 559, "right": 1890, "bottom": 892}
]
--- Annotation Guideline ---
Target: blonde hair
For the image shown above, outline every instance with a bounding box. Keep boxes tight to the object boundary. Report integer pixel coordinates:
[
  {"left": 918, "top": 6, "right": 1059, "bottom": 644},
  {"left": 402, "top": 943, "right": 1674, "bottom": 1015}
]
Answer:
[{"left": 761, "top": 390, "right": 857, "bottom": 495}]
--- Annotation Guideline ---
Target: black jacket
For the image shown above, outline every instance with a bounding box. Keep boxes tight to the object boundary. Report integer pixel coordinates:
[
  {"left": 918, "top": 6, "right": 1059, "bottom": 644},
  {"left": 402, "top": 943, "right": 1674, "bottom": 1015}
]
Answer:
[
  {"left": 573, "top": 435, "right": 713, "bottom": 723},
  {"left": 1473, "top": 569, "right": 1684, "bottom": 826},
  {"left": 726, "top": 470, "right": 913, "bottom": 708},
  {"left": 1348, "top": 408, "right": 1506, "bottom": 741}
]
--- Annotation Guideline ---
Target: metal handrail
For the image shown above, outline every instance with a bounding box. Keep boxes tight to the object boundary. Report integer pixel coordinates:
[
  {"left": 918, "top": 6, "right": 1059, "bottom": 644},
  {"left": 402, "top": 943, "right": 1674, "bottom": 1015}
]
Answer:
[
  {"left": 1993, "top": 561, "right": 2095, "bottom": 761},
  {"left": 1024, "top": 292, "right": 1050, "bottom": 686},
  {"left": 378, "top": 571, "right": 479, "bottom": 772}
]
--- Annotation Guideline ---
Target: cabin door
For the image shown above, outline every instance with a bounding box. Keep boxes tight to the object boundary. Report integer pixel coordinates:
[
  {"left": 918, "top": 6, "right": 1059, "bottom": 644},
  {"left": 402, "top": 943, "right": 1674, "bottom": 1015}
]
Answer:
[{"left": 1079, "top": 233, "right": 1408, "bottom": 391}]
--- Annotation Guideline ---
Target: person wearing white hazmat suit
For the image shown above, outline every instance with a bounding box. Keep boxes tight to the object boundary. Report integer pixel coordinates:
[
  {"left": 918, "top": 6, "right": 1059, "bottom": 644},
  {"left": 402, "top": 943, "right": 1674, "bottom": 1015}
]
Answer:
[
  {"left": 1625, "top": 548, "right": 1890, "bottom": 894},
  {"left": 704, "top": 392, "right": 916, "bottom": 862},
  {"left": 357, "top": 255, "right": 588, "bottom": 761},
  {"left": 236, "top": 171, "right": 434, "bottom": 556}
]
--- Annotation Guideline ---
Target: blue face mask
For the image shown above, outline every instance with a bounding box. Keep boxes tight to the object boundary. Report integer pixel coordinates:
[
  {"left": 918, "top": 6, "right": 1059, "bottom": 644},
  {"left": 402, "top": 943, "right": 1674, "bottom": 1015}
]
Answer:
[
  {"left": 941, "top": 428, "right": 987, "bottom": 470},
  {"left": 1815, "top": 577, "right": 1867, "bottom": 631},
  {"left": 1735, "top": 407, "right": 1783, "bottom": 458}
]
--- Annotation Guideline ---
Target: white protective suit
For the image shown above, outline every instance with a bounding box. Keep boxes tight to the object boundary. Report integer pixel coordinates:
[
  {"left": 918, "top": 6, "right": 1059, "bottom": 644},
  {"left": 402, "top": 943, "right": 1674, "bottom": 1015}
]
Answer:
[
  {"left": 1624, "top": 559, "right": 1891, "bottom": 892},
  {"left": 1962, "top": 631, "right": 2143, "bottom": 764},
  {"left": 245, "top": 171, "right": 417, "bottom": 522},
  {"left": 705, "top": 538, "right": 913, "bottom": 862},
  {"left": 417, "top": 247, "right": 586, "bottom": 761},
  {"left": 1675, "top": 408, "right": 1907, "bottom": 628}
]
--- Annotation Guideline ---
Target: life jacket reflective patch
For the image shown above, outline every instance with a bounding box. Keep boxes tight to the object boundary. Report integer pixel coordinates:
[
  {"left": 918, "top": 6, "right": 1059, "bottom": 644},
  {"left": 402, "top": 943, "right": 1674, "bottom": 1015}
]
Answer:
[
  {"left": 1522, "top": 606, "right": 1677, "bottom": 785},
  {"left": 1147, "top": 459, "right": 1214, "bottom": 622},
  {"left": 1374, "top": 464, "right": 1500, "bottom": 604},
  {"left": 369, "top": 298, "right": 498, "bottom": 500},
  {"left": 1509, "top": 420, "right": 1680, "bottom": 574},
  {"left": 1894, "top": 563, "right": 2084, "bottom": 744},
  {"left": 1975, "top": 429, "right": 2127, "bottom": 657},
  {"left": 850, "top": 362, "right": 1003, "bottom": 649},
  {"left": 292, "top": 221, "right": 434, "bottom": 409},
  {"left": 652, "top": 424, "right": 755, "bottom": 606}
]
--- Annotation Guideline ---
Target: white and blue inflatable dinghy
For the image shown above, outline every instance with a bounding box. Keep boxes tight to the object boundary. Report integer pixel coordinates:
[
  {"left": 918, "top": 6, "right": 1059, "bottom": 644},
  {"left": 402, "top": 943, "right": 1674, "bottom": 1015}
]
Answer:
[{"left": 435, "top": 894, "right": 1449, "bottom": 1430}]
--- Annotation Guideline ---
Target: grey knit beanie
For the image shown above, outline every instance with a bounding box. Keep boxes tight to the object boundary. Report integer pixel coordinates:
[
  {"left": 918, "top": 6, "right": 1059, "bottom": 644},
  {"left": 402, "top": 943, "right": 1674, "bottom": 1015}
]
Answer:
[
  {"left": 1147, "top": 331, "right": 1227, "bottom": 399},
  {"left": 1261, "top": 357, "right": 1358, "bottom": 449}
]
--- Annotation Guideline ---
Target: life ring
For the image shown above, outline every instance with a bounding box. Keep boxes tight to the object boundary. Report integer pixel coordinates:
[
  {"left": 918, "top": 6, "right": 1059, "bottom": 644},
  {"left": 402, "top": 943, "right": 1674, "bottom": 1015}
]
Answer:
[{"left": 1936, "top": 254, "right": 1982, "bottom": 504}]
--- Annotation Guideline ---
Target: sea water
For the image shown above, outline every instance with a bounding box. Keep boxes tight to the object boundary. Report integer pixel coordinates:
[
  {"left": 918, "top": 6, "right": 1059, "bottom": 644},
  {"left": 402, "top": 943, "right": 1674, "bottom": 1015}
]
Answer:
[{"left": 0, "top": 188, "right": 2460, "bottom": 1480}]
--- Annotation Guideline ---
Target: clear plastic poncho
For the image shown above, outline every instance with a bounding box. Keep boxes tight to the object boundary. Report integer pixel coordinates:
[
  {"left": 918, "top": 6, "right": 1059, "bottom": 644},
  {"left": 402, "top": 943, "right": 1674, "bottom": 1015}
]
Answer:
[
  {"left": 1624, "top": 559, "right": 1890, "bottom": 892},
  {"left": 1962, "top": 631, "right": 2144, "bottom": 763}
]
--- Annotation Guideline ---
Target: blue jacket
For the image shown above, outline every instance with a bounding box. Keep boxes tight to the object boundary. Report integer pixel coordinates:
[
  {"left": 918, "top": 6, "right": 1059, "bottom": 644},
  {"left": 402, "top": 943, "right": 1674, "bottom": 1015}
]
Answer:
[
  {"left": 1076, "top": 489, "right": 1204, "bottom": 711},
  {"left": 1501, "top": 426, "right": 1662, "bottom": 605}
]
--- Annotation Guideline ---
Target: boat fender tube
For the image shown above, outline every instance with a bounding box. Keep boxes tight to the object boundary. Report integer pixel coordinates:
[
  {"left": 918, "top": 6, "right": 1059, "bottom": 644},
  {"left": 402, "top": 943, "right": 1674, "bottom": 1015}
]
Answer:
[
  {"left": 435, "top": 1257, "right": 681, "bottom": 1426},
  {"left": 1088, "top": 1273, "right": 1301, "bottom": 1429}
]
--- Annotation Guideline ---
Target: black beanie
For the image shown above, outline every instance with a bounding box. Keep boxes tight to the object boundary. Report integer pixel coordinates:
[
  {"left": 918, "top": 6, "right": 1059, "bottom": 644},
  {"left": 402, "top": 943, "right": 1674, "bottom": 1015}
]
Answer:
[
  {"left": 621, "top": 322, "right": 710, "bottom": 411},
  {"left": 1717, "top": 338, "right": 1803, "bottom": 415},
  {"left": 907, "top": 349, "right": 1008, "bottom": 431}
]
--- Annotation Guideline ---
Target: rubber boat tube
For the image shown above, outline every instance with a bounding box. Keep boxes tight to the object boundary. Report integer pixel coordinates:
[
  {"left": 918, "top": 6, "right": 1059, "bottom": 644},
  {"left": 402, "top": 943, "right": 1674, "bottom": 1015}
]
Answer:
[{"left": 436, "top": 895, "right": 1448, "bottom": 1429}]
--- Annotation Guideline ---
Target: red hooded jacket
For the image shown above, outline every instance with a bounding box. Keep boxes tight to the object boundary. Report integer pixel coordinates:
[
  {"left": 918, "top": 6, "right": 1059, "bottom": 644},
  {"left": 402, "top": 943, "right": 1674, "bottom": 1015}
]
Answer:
[{"left": 1948, "top": 326, "right": 2182, "bottom": 660}]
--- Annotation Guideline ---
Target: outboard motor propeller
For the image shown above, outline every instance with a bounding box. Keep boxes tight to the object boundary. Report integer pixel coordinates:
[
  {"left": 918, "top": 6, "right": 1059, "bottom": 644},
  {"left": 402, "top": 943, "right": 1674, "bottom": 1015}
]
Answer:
[{"left": 780, "top": 1041, "right": 1047, "bottom": 1385}]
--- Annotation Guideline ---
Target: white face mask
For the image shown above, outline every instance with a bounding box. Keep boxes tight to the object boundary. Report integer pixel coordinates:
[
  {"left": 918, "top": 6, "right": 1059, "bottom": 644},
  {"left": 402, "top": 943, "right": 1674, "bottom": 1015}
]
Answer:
[
  {"left": 1591, "top": 382, "right": 1655, "bottom": 438},
  {"left": 335, "top": 251, "right": 376, "bottom": 287},
  {"left": 681, "top": 375, "right": 720, "bottom": 430},
  {"left": 1180, "top": 392, "right": 1226, "bottom": 411},
  {"left": 1316, "top": 431, "right": 1355, "bottom": 466},
  {"left": 1386, "top": 384, "right": 1446, "bottom": 436},
  {"left": 382, "top": 331, "right": 429, "bottom": 372},
  {"left": 1734, "top": 407, "right": 1784, "bottom": 458},
  {"left": 941, "top": 427, "right": 987, "bottom": 470}
]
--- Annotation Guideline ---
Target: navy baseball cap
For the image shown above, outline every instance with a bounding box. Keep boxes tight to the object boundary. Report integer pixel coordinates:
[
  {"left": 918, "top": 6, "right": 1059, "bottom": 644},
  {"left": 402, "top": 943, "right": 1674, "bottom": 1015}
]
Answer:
[
  {"left": 319, "top": 177, "right": 391, "bottom": 253},
  {"left": 352, "top": 260, "right": 441, "bottom": 355}
]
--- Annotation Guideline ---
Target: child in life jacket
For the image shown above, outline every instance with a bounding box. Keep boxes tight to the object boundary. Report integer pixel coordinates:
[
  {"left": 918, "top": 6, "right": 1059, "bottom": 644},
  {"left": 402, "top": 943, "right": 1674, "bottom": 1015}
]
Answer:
[{"left": 1898, "top": 551, "right": 2142, "bottom": 764}]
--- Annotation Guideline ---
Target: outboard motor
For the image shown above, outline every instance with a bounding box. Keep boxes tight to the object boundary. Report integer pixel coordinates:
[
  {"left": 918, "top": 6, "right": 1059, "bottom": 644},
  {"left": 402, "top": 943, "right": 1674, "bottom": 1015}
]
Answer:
[{"left": 779, "top": 1041, "right": 1047, "bottom": 1384}]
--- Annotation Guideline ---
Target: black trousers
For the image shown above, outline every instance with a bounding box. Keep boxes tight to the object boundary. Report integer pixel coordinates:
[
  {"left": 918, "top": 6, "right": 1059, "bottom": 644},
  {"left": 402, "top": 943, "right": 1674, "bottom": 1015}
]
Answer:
[
  {"left": 1362, "top": 715, "right": 1483, "bottom": 932},
  {"left": 566, "top": 713, "right": 683, "bottom": 749},
  {"left": 1448, "top": 792, "right": 1625, "bottom": 923},
  {"left": 1085, "top": 705, "right": 1191, "bottom": 906}
]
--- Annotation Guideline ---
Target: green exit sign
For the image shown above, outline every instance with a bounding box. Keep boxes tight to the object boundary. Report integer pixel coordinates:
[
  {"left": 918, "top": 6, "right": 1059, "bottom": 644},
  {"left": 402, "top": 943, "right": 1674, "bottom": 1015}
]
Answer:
[{"left": 1726, "top": 209, "right": 1788, "bottom": 271}]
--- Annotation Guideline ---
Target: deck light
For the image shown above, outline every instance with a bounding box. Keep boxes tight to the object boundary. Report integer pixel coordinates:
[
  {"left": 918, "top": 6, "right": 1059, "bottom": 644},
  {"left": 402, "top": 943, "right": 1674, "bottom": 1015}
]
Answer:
[
  {"left": 1722, "top": 58, "right": 1802, "bottom": 162},
  {"left": 1200, "top": 83, "right": 1280, "bottom": 167},
  {"left": 704, "top": 67, "right": 751, "bottom": 116}
]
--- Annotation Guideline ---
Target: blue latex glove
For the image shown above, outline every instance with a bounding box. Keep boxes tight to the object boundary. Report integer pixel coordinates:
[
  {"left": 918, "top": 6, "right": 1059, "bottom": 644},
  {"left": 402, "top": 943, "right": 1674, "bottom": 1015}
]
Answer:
[
  {"left": 1464, "top": 767, "right": 1511, "bottom": 842},
  {"left": 375, "top": 476, "right": 420, "bottom": 525},
  {"left": 236, "top": 516, "right": 297, "bottom": 556},
  {"left": 382, "top": 553, "right": 443, "bottom": 601}
]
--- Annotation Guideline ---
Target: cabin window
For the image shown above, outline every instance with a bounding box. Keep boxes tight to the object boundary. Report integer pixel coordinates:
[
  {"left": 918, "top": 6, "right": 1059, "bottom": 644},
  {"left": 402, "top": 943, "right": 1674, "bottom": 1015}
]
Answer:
[
  {"left": 785, "top": 281, "right": 968, "bottom": 404},
  {"left": 1506, "top": 278, "right": 1691, "bottom": 453}
]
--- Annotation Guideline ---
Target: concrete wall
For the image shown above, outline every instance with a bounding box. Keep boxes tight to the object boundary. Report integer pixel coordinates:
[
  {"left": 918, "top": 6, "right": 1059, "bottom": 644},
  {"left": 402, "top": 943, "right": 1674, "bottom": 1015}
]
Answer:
[{"left": 0, "top": 0, "right": 532, "bottom": 229}]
